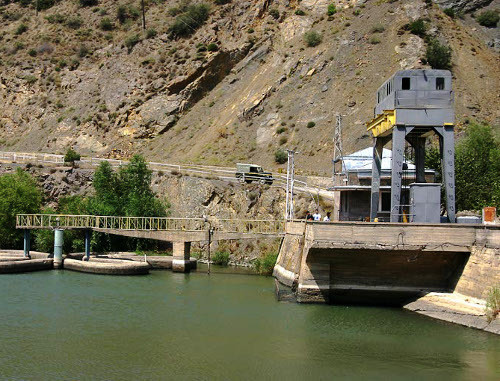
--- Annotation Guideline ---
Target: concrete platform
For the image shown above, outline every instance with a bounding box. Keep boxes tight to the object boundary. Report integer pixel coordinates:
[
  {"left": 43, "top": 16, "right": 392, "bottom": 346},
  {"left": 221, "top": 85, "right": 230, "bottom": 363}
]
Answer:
[
  {"left": 0, "top": 258, "right": 54, "bottom": 274},
  {"left": 405, "top": 292, "right": 500, "bottom": 335},
  {"left": 64, "top": 258, "right": 150, "bottom": 275}
]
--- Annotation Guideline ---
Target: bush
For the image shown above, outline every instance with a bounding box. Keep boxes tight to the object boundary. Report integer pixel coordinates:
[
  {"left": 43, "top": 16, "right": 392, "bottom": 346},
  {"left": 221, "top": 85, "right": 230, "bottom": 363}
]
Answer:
[
  {"left": 146, "top": 28, "right": 157, "bottom": 39},
  {"left": 28, "top": 48, "right": 37, "bottom": 57},
  {"left": 279, "top": 136, "right": 288, "bottom": 145},
  {"left": 327, "top": 4, "right": 337, "bottom": 16},
  {"left": 214, "top": 0, "right": 231, "bottom": 4},
  {"left": 371, "top": 24, "right": 385, "bottom": 33},
  {"left": 207, "top": 43, "right": 218, "bottom": 51},
  {"left": 168, "top": 3, "right": 210, "bottom": 38},
  {"left": 486, "top": 285, "right": 500, "bottom": 323},
  {"left": 307, "top": 121, "right": 316, "bottom": 128},
  {"left": 370, "top": 36, "right": 381, "bottom": 44},
  {"left": 15, "top": 23, "right": 28, "bottom": 35},
  {"left": 64, "top": 148, "right": 81, "bottom": 163},
  {"left": 304, "top": 30, "right": 322, "bottom": 47},
  {"left": 125, "top": 34, "right": 140, "bottom": 53},
  {"left": 443, "top": 8, "right": 455, "bottom": 18},
  {"left": 295, "top": 9, "right": 306, "bottom": 16},
  {"left": 275, "top": 149, "right": 288, "bottom": 164},
  {"left": 79, "top": 0, "right": 98, "bottom": 7},
  {"left": 66, "top": 17, "right": 83, "bottom": 29},
  {"left": 408, "top": 18, "right": 427, "bottom": 37},
  {"left": 100, "top": 17, "right": 113, "bottom": 31},
  {"left": 117, "top": 5, "right": 140, "bottom": 24},
  {"left": 269, "top": 8, "right": 280, "bottom": 20},
  {"left": 477, "top": 10, "right": 499, "bottom": 28},
  {"left": 425, "top": 39, "right": 452, "bottom": 70},
  {"left": 45, "top": 13, "right": 66, "bottom": 24},
  {"left": 212, "top": 251, "right": 230, "bottom": 266},
  {"left": 254, "top": 252, "right": 278, "bottom": 275}
]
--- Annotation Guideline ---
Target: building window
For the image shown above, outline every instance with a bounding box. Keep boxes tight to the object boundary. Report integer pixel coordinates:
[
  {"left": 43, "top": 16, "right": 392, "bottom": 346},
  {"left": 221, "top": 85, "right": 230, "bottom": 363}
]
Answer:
[
  {"left": 436, "top": 77, "right": 445, "bottom": 90},
  {"left": 402, "top": 77, "right": 411, "bottom": 90}
]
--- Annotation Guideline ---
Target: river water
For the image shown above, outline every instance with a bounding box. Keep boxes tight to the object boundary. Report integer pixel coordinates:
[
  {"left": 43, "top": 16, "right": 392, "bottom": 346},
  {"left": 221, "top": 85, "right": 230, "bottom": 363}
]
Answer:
[{"left": 0, "top": 269, "right": 499, "bottom": 380}]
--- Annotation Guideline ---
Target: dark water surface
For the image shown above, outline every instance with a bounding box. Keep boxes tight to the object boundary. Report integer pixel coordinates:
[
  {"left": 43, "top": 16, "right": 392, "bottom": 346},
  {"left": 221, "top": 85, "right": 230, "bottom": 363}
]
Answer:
[{"left": 0, "top": 270, "right": 499, "bottom": 380}]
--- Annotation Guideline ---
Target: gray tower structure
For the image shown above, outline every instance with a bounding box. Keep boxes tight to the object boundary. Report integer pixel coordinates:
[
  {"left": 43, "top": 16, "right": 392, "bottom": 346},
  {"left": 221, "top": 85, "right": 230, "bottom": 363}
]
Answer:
[{"left": 367, "top": 70, "right": 456, "bottom": 223}]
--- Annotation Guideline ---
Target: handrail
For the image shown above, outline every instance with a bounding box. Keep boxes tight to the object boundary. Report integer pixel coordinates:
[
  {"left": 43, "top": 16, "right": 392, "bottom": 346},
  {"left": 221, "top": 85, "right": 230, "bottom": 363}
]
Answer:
[{"left": 16, "top": 214, "right": 285, "bottom": 234}]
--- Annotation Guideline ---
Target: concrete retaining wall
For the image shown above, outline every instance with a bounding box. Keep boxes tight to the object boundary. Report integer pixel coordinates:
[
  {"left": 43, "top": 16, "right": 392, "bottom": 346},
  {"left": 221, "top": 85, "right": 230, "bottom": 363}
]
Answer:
[{"left": 454, "top": 247, "right": 500, "bottom": 299}]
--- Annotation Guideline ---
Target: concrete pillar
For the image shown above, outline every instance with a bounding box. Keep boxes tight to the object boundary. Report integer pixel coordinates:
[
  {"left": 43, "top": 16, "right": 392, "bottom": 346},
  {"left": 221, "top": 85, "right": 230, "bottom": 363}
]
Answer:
[
  {"left": 53, "top": 229, "right": 64, "bottom": 269},
  {"left": 23, "top": 230, "right": 31, "bottom": 258},
  {"left": 84, "top": 230, "right": 91, "bottom": 261},
  {"left": 390, "top": 126, "right": 406, "bottom": 222},
  {"left": 172, "top": 241, "right": 191, "bottom": 273},
  {"left": 370, "top": 137, "right": 388, "bottom": 221}
]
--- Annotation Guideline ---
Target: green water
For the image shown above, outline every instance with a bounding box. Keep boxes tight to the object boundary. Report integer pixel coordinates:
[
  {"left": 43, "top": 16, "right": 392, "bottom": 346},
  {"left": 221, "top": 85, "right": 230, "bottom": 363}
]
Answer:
[{"left": 0, "top": 270, "right": 499, "bottom": 380}]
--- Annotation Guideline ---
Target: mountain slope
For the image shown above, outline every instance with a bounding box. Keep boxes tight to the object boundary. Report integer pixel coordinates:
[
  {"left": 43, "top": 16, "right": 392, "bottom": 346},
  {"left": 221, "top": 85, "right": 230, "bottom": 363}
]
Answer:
[{"left": 0, "top": 0, "right": 498, "bottom": 176}]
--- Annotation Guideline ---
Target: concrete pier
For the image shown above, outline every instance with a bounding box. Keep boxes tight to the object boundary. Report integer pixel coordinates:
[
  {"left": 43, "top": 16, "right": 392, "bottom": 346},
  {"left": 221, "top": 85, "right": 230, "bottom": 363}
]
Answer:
[
  {"left": 172, "top": 241, "right": 192, "bottom": 273},
  {"left": 53, "top": 229, "right": 64, "bottom": 269}
]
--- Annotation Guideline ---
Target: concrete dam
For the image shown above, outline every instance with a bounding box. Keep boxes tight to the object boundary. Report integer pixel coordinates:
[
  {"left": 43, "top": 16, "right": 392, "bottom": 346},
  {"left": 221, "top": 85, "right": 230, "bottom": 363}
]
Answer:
[{"left": 273, "top": 221, "right": 500, "bottom": 305}]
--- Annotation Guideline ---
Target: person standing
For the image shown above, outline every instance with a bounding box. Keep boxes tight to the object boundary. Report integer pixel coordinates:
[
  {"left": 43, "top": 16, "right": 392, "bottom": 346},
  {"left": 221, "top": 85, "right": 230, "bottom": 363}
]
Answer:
[{"left": 313, "top": 209, "right": 321, "bottom": 221}]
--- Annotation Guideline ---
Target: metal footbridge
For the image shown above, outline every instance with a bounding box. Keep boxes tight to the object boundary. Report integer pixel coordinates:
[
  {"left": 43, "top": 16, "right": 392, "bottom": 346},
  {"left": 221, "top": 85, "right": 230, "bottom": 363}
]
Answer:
[{"left": 16, "top": 214, "right": 285, "bottom": 242}]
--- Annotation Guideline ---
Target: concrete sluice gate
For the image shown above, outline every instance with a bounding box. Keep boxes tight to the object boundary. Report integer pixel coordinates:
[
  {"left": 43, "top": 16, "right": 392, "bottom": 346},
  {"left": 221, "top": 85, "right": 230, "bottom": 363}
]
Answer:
[{"left": 273, "top": 221, "right": 500, "bottom": 306}]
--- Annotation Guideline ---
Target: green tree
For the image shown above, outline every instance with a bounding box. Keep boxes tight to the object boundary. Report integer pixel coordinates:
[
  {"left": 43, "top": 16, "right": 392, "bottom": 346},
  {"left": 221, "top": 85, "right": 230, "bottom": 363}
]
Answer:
[
  {"left": 0, "top": 169, "right": 42, "bottom": 249},
  {"left": 118, "top": 155, "right": 167, "bottom": 217},
  {"left": 455, "top": 123, "right": 500, "bottom": 211}
]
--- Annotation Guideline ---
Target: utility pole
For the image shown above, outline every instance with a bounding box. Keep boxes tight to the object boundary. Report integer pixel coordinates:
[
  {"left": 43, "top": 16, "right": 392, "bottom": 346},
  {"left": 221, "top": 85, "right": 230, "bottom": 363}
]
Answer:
[
  {"left": 35, "top": 0, "right": 39, "bottom": 16},
  {"left": 285, "top": 150, "right": 297, "bottom": 221},
  {"left": 332, "top": 113, "right": 344, "bottom": 179},
  {"left": 141, "top": 0, "right": 146, "bottom": 30}
]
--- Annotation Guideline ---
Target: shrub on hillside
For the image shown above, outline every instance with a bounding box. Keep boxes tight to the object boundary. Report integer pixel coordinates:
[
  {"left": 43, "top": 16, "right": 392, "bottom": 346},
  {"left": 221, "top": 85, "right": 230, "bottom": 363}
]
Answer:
[
  {"left": 476, "top": 10, "right": 499, "bottom": 28},
  {"left": 425, "top": 39, "right": 452, "bottom": 70},
  {"left": 269, "top": 8, "right": 280, "bottom": 20},
  {"left": 214, "top": 0, "right": 231, "bottom": 4},
  {"left": 327, "top": 4, "right": 337, "bottom": 16},
  {"left": 64, "top": 148, "right": 81, "bottom": 163},
  {"left": 443, "top": 8, "right": 455, "bottom": 18},
  {"left": 99, "top": 17, "right": 113, "bottom": 31},
  {"left": 168, "top": 3, "right": 210, "bottom": 38},
  {"left": 304, "top": 30, "right": 322, "bottom": 47},
  {"left": 274, "top": 149, "right": 288, "bottom": 164},
  {"left": 408, "top": 18, "right": 427, "bottom": 37},
  {"left": 15, "top": 23, "right": 28, "bottom": 35},
  {"left": 117, "top": 4, "right": 140, "bottom": 24},
  {"left": 125, "top": 34, "right": 140, "bottom": 53}
]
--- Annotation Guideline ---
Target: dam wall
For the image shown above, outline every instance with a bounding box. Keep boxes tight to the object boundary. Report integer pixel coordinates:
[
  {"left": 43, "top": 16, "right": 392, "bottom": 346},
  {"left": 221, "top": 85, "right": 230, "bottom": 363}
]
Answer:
[{"left": 274, "top": 221, "right": 500, "bottom": 306}]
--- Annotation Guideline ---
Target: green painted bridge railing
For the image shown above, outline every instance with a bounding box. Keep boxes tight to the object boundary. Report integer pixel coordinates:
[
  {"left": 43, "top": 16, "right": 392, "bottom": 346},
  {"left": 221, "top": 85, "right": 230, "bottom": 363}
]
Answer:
[{"left": 16, "top": 214, "right": 285, "bottom": 235}]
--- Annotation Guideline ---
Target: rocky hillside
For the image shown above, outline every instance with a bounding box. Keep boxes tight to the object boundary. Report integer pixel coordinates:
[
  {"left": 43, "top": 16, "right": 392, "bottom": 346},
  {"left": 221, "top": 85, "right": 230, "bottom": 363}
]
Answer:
[{"left": 0, "top": 0, "right": 499, "bottom": 176}]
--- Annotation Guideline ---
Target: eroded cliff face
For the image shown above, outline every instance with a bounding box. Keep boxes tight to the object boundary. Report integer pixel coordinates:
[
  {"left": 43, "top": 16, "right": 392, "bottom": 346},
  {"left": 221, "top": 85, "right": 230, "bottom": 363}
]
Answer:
[{"left": 0, "top": 0, "right": 499, "bottom": 175}]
